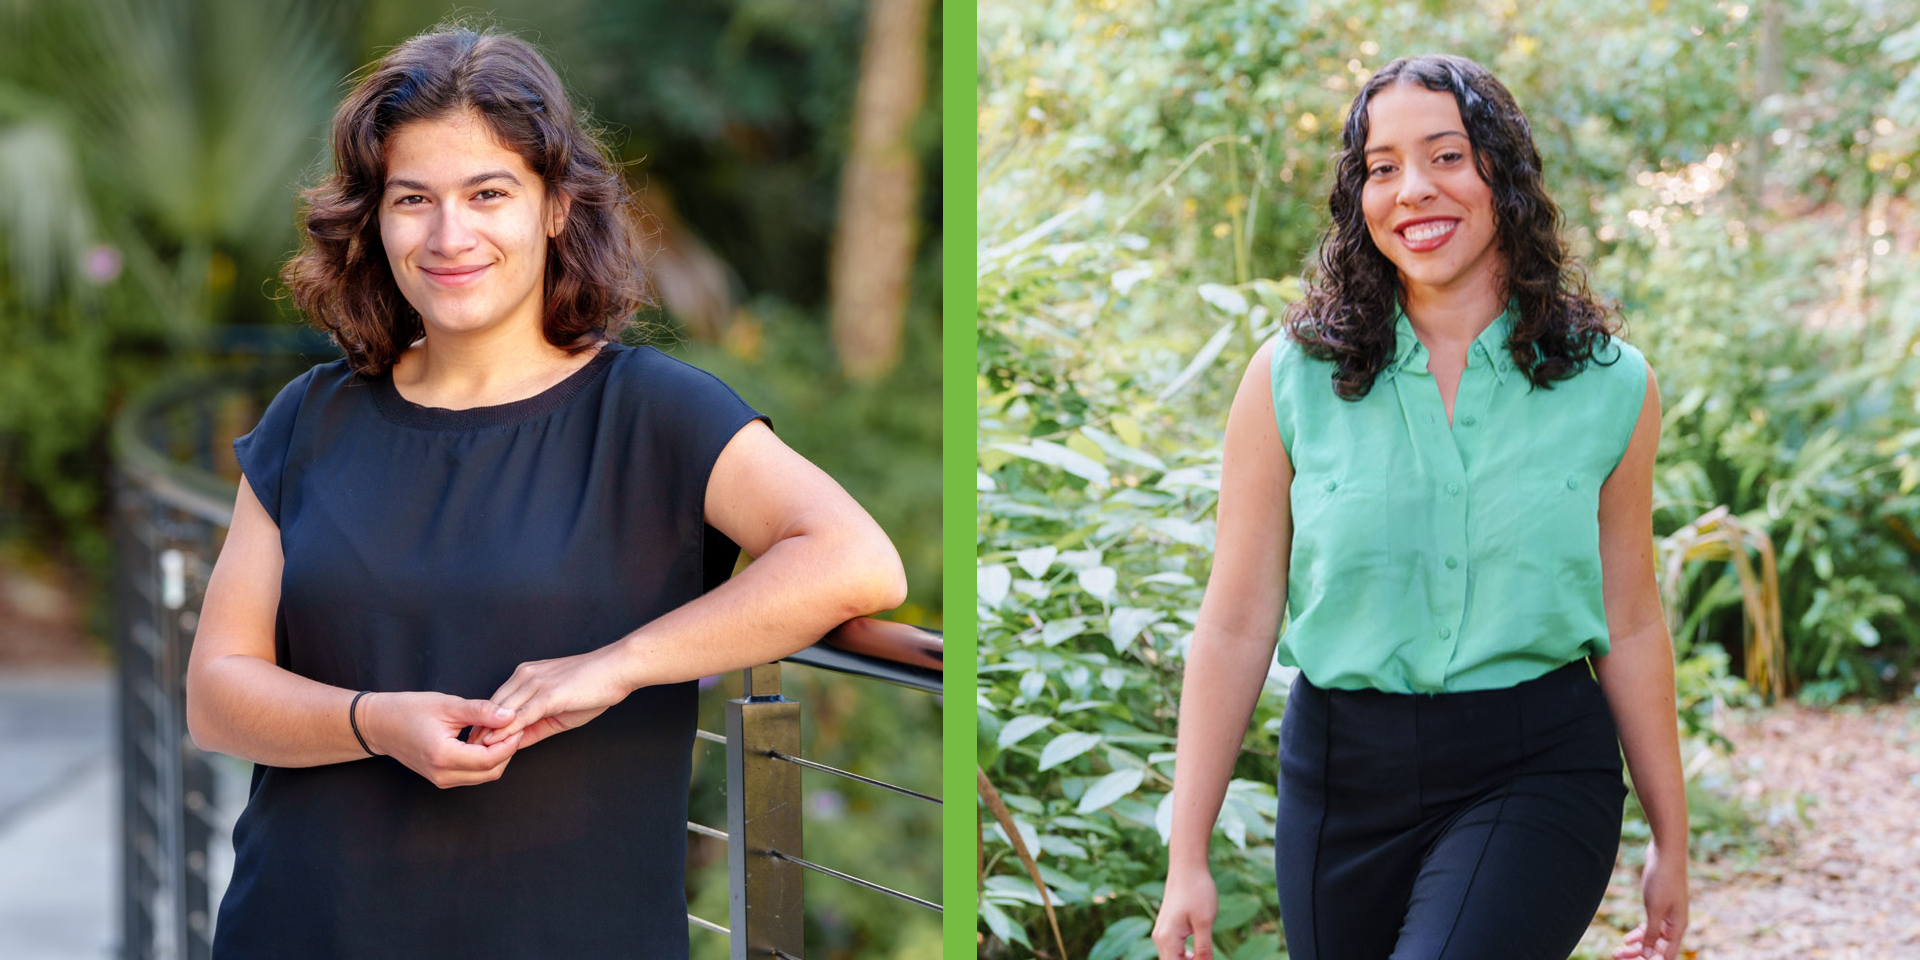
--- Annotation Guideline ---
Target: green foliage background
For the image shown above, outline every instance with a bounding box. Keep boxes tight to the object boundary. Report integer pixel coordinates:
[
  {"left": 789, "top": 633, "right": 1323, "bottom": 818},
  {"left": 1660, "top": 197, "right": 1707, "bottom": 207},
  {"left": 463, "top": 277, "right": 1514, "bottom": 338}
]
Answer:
[
  {"left": 0, "top": 1, "right": 941, "bottom": 957},
  {"left": 0, "top": 0, "right": 942, "bottom": 617},
  {"left": 976, "top": 0, "right": 1920, "bottom": 957}
]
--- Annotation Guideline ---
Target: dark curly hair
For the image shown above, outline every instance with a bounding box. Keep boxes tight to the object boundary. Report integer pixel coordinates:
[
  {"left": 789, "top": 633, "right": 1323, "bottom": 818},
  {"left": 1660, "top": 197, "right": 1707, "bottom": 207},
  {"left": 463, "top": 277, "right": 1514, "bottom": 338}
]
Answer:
[
  {"left": 282, "top": 24, "right": 651, "bottom": 376},
  {"left": 1285, "top": 53, "right": 1619, "bottom": 399}
]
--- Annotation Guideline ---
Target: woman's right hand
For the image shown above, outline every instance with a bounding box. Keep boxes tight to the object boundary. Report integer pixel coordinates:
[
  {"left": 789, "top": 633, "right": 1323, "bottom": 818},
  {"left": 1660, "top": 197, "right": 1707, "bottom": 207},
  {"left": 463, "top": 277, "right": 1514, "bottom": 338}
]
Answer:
[
  {"left": 359, "top": 691, "right": 525, "bottom": 788},
  {"left": 1151, "top": 866, "right": 1219, "bottom": 960}
]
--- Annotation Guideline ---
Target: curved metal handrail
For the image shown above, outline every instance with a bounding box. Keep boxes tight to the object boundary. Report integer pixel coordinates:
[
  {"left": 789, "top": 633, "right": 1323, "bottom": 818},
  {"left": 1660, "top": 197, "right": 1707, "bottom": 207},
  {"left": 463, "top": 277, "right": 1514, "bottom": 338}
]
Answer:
[
  {"left": 109, "top": 365, "right": 291, "bottom": 525},
  {"left": 793, "top": 618, "right": 942, "bottom": 693}
]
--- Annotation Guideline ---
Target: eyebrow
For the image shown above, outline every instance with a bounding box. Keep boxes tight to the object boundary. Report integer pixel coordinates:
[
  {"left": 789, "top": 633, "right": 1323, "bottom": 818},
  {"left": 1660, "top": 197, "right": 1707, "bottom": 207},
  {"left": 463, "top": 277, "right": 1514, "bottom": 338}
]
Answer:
[
  {"left": 383, "top": 170, "right": 523, "bottom": 193},
  {"left": 1364, "top": 130, "right": 1468, "bottom": 156}
]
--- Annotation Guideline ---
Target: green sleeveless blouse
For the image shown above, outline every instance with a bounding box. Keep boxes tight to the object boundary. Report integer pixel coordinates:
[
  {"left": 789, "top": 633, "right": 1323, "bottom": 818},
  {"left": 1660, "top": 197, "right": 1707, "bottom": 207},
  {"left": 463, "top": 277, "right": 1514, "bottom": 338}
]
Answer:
[{"left": 1268, "top": 305, "right": 1649, "bottom": 694}]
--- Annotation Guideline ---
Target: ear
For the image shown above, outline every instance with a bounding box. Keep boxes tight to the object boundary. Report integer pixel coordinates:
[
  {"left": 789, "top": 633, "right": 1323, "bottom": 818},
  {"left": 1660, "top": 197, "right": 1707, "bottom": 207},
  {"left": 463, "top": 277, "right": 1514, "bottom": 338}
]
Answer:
[{"left": 546, "top": 188, "right": 573, "bottom": 238}]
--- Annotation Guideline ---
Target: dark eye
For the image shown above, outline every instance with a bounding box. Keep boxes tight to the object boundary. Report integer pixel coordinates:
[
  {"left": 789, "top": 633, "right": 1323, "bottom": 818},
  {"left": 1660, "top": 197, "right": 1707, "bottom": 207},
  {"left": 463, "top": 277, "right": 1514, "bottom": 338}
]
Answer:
[
  {"left": 1437, "top": 151, "right": 1464, "bottom": 163},
  {"left": 475, "top": 188, "right": 506, "bottom": 201},
  {"left": 1368, "top": 164, "right": 1395, "bottom": 178},
  {"left": 395, "top": 195, "right": 425, "bottom": 206}
]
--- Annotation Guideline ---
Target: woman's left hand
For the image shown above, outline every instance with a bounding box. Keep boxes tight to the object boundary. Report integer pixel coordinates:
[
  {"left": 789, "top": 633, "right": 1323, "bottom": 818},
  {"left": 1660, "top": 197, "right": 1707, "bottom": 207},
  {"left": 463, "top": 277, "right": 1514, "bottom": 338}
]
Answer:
[
  {"left": 1613, "top": 837, "right": 1689, "bottom": 960},
  {"left": 470, "top": 644, "right": 636, "bottom": 749}
]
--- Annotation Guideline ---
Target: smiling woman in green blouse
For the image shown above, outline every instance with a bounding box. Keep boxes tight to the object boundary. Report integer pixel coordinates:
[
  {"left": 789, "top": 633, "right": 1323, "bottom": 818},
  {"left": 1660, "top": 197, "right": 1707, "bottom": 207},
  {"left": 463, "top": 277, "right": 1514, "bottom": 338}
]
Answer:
[{"left": 1151, "top": 55, "right": 1690, "bottom": 960}]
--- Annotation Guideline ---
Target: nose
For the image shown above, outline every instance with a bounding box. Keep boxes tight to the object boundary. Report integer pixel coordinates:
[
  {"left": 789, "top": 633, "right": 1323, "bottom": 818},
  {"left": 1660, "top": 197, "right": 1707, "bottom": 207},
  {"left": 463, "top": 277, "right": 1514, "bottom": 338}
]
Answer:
[
  {"left": 1397, "top": 162, "right": 1438, "bottom": 207},
  {"left": 427, "top": 203, "right": 479, "bottom": 259}
]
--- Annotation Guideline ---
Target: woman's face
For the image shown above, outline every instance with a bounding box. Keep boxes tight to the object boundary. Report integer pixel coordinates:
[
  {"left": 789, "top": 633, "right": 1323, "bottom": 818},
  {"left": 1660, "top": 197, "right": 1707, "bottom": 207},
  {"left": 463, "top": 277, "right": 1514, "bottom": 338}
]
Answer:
[
  {"left": 1358, "top": 84, "right": 1503, "bottom": 302},
  {"left": 378, "top": 110, "right": 567, "bottom": 341}
]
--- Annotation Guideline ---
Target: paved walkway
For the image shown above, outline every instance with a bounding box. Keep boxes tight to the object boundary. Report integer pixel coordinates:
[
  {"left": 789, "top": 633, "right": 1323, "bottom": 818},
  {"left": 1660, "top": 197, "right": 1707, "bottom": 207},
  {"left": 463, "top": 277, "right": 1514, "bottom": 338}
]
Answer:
[{"left": 0, "top": 668, "right": 116, "bottom": 960}]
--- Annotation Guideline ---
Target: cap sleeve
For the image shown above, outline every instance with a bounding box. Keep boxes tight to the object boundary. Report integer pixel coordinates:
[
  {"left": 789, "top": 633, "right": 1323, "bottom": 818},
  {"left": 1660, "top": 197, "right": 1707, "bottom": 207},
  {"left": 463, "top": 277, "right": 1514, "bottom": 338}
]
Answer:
[
  {"left": 1267, "top": 334, "right": 1302, "bottom": 460},
  {"left": 637, "top": 351, "right": 770, "bottom": 591},
  {"left": 660, "top": 360, "right": 770, "bottom": 500},
  {"left": 231, "top": 369, "right": 316, "bottom": 527},
  {"left": 1600, "top": 337, "right": 1650, "bottom": 476}
]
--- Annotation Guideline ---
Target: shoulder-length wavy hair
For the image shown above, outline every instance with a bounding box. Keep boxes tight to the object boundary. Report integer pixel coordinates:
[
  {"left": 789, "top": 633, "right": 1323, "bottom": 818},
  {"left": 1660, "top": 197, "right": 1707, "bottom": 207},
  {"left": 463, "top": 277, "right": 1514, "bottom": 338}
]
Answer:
[
  {"left": 1285, "top": 53, "right": 1619, "bottom": 399},
  {"left": 283, "top": 24, "right": 650, "bottom": 376}
]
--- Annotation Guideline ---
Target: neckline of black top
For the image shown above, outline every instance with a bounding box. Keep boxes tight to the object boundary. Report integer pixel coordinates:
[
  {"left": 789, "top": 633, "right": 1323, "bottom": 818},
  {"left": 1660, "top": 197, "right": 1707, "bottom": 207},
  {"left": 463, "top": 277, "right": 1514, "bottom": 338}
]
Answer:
[{"left": 367, "top": 342, "right": 626, "bottom": 430}]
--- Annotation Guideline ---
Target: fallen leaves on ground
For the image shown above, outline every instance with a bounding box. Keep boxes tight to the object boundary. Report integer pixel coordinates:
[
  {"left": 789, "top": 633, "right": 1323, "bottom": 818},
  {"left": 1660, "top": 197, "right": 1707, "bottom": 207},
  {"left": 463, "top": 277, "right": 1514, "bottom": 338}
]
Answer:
[{"left": 1579, "top": 698, "right": 1920, "bottom": 960}]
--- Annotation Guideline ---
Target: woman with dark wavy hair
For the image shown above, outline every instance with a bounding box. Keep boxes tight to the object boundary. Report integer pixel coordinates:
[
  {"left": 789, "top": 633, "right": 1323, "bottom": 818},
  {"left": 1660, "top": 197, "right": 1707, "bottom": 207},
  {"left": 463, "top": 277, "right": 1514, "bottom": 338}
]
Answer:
[
  {"left": 184, "top": 24, "right": 906, "bottom": 959},
  {"left": 1152, "top": 55, "right": 1689, "bottom": 960}
]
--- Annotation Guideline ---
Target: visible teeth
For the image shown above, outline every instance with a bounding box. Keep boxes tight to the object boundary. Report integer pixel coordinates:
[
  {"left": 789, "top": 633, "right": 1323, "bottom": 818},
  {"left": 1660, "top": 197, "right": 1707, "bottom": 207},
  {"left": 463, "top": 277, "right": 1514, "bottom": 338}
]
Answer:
[{"left": 1403, "top": 221, "right": 1456, "bottom": 243}]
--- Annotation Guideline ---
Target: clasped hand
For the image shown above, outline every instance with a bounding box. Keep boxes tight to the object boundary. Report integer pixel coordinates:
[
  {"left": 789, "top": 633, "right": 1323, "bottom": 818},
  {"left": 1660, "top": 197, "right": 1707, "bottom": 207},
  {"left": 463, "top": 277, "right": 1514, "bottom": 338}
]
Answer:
[{"left": 367, "top": 644, "right": 635, "bottom": 789}]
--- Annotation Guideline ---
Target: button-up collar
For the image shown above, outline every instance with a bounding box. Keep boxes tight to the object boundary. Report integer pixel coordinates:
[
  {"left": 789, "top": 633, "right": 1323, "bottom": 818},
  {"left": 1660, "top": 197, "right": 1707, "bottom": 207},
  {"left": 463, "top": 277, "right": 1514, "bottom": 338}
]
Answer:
[{"left": 1387, "top": 302, "right": 1517, "bottom": 386}]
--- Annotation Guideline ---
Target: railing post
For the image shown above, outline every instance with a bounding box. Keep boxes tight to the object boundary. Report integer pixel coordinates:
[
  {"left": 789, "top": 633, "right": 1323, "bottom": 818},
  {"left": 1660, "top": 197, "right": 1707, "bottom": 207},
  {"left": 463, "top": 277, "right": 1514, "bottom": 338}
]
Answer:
[
  {"left": 726, "top": 663, "right": 803, "bottom": 960},
  {"left": 114, "top": 476, "right": 156, "bottom": 960},
  {"left": 155, "top": 545, "right": 189, "bottom": 960},
  {"left": 167, "top": 542, "right": 215, "bottom": 960}
]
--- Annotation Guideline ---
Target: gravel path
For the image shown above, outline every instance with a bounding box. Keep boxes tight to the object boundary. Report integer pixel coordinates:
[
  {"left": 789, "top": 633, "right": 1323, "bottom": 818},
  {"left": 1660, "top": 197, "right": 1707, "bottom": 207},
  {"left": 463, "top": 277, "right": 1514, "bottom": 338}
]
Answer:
[{"left": 1579, "top": 699, "right": 1920, "bottom": 960}]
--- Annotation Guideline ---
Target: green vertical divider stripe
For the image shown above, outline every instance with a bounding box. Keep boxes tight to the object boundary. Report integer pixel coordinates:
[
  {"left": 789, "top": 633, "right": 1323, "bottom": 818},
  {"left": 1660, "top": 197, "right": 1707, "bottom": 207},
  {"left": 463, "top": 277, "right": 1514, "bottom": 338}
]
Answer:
[{"left": 942, "top": 0, "right": 977, "bottom": 957}]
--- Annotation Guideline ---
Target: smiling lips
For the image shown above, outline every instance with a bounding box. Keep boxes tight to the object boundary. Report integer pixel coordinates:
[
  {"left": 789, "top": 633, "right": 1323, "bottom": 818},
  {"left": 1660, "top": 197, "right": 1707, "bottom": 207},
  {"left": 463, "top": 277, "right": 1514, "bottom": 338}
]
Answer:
[
  {"left": 1396, "top": 218, "right": 1460, "bottom": 253},
  {"left": 421, "top": 264, "right": 490, "bottom": 287}
]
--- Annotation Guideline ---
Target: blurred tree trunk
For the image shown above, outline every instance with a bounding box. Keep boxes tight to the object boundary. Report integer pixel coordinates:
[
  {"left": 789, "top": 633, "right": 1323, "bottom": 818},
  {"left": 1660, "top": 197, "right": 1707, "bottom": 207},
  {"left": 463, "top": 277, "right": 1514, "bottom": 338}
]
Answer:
[
  {"left": 1744, "top": 0, "right": 1783, "bottom": 211},
  {"left": 829, "top": 0, "right": 933, "bottom": 381}
]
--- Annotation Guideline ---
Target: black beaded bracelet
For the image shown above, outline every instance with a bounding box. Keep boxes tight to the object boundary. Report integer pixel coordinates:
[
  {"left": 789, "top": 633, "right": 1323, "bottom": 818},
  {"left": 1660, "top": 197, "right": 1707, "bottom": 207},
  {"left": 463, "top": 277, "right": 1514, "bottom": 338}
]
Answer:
[{"left": 349, "top": 690, "right": 376, "bottom": 757}]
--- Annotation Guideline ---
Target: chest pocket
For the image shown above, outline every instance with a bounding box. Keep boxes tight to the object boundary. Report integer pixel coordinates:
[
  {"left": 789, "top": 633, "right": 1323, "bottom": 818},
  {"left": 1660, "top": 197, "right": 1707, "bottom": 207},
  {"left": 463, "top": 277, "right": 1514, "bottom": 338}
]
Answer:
[
  {"left": 1472, "top": 466, "right": 1604, "bottom": 583},
  {"left": 1290, "top": 468, "right": 1421, "bottom": 575}
]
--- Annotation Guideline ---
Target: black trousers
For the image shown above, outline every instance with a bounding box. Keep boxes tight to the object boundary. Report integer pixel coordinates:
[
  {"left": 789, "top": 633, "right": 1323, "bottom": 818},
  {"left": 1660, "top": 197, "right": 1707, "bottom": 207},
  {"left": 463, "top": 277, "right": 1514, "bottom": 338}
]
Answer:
[{"left": 1275, "top": 659, "right": 1626, "bottom": 960}]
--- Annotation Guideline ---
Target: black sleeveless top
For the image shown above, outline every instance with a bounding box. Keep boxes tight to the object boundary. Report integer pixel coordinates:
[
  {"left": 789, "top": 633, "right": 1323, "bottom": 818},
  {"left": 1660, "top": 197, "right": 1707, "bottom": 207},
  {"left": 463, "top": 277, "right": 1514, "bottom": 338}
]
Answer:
[{"left": 213, "top": 342, "right": 765, "bottom": 959}]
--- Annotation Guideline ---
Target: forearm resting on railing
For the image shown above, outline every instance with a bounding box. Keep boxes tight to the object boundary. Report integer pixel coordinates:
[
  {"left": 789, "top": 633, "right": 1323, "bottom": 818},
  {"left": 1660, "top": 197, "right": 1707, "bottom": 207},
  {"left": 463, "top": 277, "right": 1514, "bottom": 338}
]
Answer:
[
  {"left": 1164, "top": 626, "right": 1279, "bottom": 874},
  {"left": 822, "top": 616, "right": 942, "bottom": 671},
  {"left": 607, "top": 523, "right": 908, "bottom": 690},
  {"left": 186, "top": 653, "right": 387, "bottom": 768}
]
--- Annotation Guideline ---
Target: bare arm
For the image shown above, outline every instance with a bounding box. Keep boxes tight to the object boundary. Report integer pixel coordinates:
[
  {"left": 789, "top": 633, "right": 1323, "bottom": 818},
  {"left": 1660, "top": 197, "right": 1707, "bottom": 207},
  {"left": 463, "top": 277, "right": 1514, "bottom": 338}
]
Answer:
[
  {"left": 476, "top": 419, "right": 907, "bottom": 746},
  {"left": 184, "top": 477, "right": 521, "bottom": 782},
  {"left": 1593, "top": 366, "right": 1690, "bottom": 960},
  {"left": 1153, "top": 341, "right": 1293, "bottom": 960},
  {"left": 619, "top": 419, "right": 908, "bottom": 684}
]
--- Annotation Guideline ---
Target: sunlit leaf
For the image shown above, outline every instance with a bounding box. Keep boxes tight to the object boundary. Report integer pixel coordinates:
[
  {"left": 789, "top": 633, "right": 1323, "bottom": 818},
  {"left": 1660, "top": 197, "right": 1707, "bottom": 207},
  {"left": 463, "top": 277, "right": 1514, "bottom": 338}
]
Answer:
[
  {"left": 1039, "top": 833, "right": 1089, "bottom": 860},
  {"left": 1042, "top": 616, "right": 1091, "bottom": 646},
  {"left": 978, "top": 563, "right": 1012, "bottom": 607},
  {"left": 1154, "top": 791, "right": 1176, "bottom": 845},
  {"left": 1196, "top": 282, "right": 1248, "bottom": 315},
  {"left": 1017, "top": 545, "right": 1059, "bottom": 578},
  {"left": 1076, "top": 768, "right": 1144, "bottom": 813},
  {"left": 1108, "top": 606, "right": 1162, "bottom": 652},
  {"left": 1079, "top": 565, "right": 1119, "bottom": 602},
  {"left": 1111, "top": 265, "right": 1152, "bottom": 294},
  {"left": 1038, "top": 731, "right": 1103, "bottom": 771},
  {"left": 1156, "top": 318, "right": 1236, "bottom": 402},
  {"left": 998, "top": 714, "right": 1054, "bottom": 749},
  {"left": 977, "top": 899, "right": 1027, "bottom": 947},
  {"left": 994, "top": 440, "right": 1112, "bottom": 486}
]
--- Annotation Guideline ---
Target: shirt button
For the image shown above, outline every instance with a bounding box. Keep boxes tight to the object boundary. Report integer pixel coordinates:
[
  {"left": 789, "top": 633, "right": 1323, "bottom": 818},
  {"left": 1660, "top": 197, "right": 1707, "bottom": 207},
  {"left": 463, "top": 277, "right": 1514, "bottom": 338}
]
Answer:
[
  {"left": 1444, "top": 482, "right": 1461, "bottom": 496},
  {"left": 1324, "top": 479, "right": 1338, "bottom": 492},
  {"left": 1438, "top": 626, "right": 1452, "bottom": 640},
  {"left": 1445, "top": 556, "right": 1459, "bottom": 570},
  {"left": 1565, "top": 477, "right": 1579, "bottom": 490},
  {"left": 1461, "top": 415, "right": 1477, "bottom": 427}
]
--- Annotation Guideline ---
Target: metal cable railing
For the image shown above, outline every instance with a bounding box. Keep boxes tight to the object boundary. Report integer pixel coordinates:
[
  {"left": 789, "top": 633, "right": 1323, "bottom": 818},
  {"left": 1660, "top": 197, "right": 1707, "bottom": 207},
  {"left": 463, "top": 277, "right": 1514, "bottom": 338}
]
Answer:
[
  {"left": 772, "top": 851, "right": 943, "bottom": 912},
  {"left": 111, "top": 363, "right": 941, "bottom": 960},
  {"left": 768, "top": 750, "right": 941, "bottom": 805}
]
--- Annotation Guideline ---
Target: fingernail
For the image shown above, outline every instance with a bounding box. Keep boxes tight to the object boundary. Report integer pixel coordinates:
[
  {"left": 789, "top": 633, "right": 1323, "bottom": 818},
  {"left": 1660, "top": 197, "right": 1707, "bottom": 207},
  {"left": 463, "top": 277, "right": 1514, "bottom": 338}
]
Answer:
[{"left": 494, "top": 707, "right": 511, "bottom": 719}]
